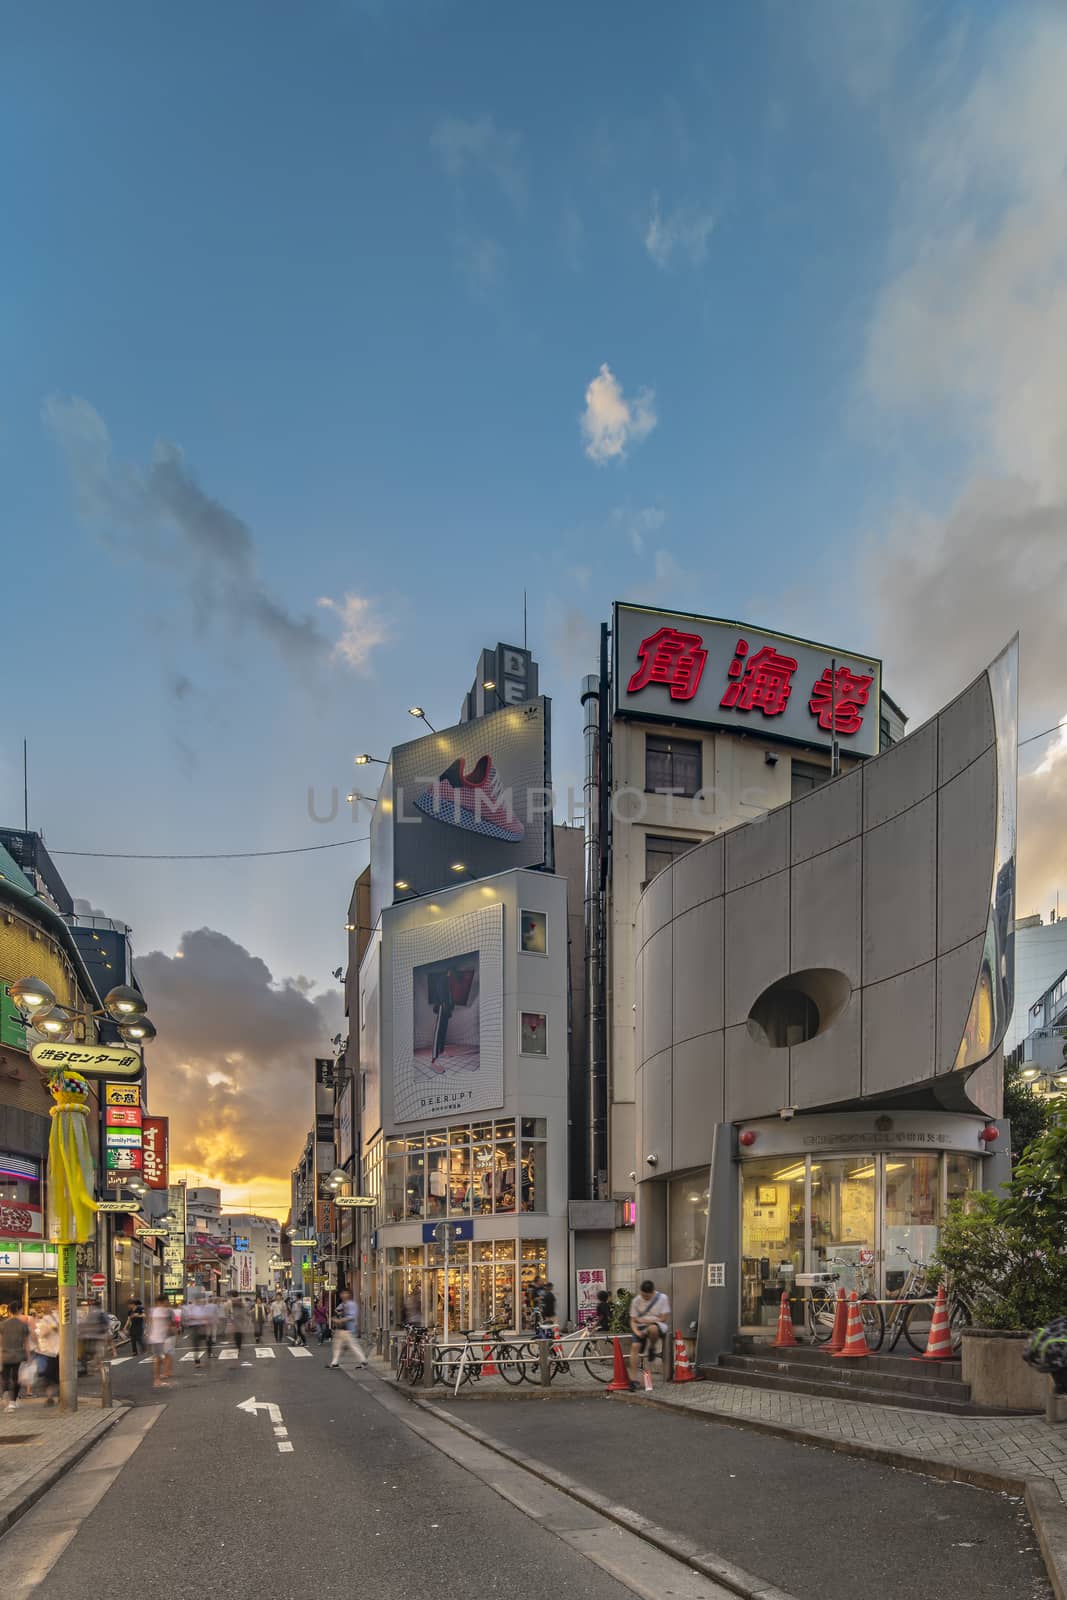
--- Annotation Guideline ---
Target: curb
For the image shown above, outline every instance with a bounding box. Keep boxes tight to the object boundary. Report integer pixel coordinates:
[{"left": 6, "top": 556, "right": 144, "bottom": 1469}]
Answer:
[
  {"left": 407, "top": 1391, "right": 797, "bottom": 1600},
  {"left": 0, "top": 1403, "right": 130, "bottom": 1540},
  {"left": 611, "top": 1389, "right": 1067, "bottom": 1600}
]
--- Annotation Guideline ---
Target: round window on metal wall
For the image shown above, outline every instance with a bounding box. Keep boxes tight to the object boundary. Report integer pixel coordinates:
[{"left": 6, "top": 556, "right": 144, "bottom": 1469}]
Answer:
[{"left": 746, "top": 968, "right": 852, "bottom": 1048}]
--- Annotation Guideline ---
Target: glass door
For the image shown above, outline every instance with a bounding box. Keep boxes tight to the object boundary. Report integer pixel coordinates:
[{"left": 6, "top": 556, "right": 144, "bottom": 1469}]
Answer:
[
  {"left": 881, "top": 1155, "right": 940, "bottom": 1295},
  {"left": 810, "top": 1156, "right": 877, "bottom": 1296}
]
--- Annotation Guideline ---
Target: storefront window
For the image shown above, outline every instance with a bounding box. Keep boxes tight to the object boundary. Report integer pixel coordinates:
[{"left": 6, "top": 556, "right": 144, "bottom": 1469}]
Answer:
[
  {"left": 668, "top": 1170, "right": 709, "bottom": 1262},
  {"left": 404, "top": 1149, "right": 426, "bottom": 1220},
  {"left": 384, "top": 1153, "right": 404, "bottom": 1223},
  {"left": 811, "top": 1157, "right": 875, "bottom": 1293},
  {"left": 495, "top": 1140, "right": 517, "bottom": 1213},
  {"left": 741, "top": 1156, "right": 806, "bottom": 1326},
  {"left": 947, "top": 1153, "right": 980, "bottom": 1209},
  {"left": 426, "top": 1147, "right": 449, "bottom": 1218},
  {"left": 520, "top": 1238, "right": 548, "bottom": 1329},
  {"left": 883, "top": 1155, "right": 940, "bottom": 1277},
  {"left": 521, "top": 1139, "right": 546, "bottom": 1211},
  {"left": 473, "top": 1143, "right": 494, "bottom": 1213}
]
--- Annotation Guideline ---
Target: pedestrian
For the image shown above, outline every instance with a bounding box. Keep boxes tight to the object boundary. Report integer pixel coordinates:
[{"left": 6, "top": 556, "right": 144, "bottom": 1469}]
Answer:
[
  {"left": 147, "top": 1295, "right": 176, "bottom": 1388},
  {"left": 253, "top": 1295, "right": 268, "bottom": 1345},
  {"left": 539, "top": 1282, "right": 557, "bottom": 1336},
  {"left": 123, "top": 1298, "right": 146, "bottom": 1357},
  {"left": 270, "top": 1291, "right": 286, "bottom": 1344},
  {"left": 627, "top": 1279, "right": 671, "bottom": 1390},
  {"left": 79, "top": 1298, "right": 111, "bottom": 1375},
  {"left": 35, "top": 1303, "right": 60, "bottom": 1404},
  {"left": 593, "top": 1289, "right": 612, "bottom": 1333},
  {"left": 329, "top": 1291, "right": 368, "bottom": 1370},
  {"left": 312, "top": 1294, "right": 330, "bottom": 1345},
  {"left": 291, "top": 1297, "right": 309, "bottom": 1347},
  {"left": 1, "top": 1302, "right": 29, "bottom": 1412},
  {"left": 228, "top": 1296, "right": 251, "bottom": 1362}
]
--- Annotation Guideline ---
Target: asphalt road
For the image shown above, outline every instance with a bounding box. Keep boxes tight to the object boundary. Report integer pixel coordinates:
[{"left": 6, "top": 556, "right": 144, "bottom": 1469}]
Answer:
[
  {"left": 452, "top": 1396, "right": 1052, "bottom": 1600},
  {"left": 0, "top": 1338, "right": 650, "bottom": 1600}
]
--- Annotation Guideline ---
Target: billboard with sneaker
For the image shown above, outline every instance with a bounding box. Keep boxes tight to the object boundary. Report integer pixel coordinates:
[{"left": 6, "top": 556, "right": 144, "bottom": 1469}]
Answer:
[
  {"left": 372, "top": 698, "right": 552, "bottom": 917},
  {"left": 392, "top": 903, "right": 503, "bottom": 1124}
]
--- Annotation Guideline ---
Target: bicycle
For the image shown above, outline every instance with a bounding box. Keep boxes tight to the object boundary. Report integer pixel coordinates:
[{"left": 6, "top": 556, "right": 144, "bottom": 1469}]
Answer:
[
  {"left": 396, "top": 1322, "right": 432, "bottom": 1385},
  {"left": 436, "top": 1326, "right": 533, "bottom": 1388},
  {"left": 806, "top": 1261, "right": 884, "bottom": 1350},
  {"left": 886, "top": 1246, "right": 970, "bottom": 1354}
]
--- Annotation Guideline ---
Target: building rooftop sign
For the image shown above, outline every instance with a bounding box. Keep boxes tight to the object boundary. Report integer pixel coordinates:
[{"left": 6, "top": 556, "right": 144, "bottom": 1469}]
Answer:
[{"left": 613, "top": 603, "right": 883, "bottom": 759}]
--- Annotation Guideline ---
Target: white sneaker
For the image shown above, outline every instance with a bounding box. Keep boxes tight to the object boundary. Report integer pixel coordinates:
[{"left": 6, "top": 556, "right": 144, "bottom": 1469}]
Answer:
[{"left": 6, "top": 1401, "right": 17, "bottom": 1412}]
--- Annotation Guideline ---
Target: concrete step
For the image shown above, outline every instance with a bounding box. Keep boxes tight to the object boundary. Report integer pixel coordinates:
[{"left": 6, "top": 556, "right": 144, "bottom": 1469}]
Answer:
[
  {"left": 699, "top": 1360, "right": 1028, "bottom": 1416},
  {"left": 734, "top": 1340, "right": 964, "bottom": 1384},
  {"left": 718, "top": 1352, "right": 971, "bottom": 1403}
]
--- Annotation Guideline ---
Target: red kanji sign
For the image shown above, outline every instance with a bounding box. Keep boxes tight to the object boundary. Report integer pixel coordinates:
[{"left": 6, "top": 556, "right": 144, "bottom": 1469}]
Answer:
[
  {"left": 720, "top": 639, "right": 798, "bottom": 717},
  {"left": 627, "top": 627, "right": 708, "bottom": 702},
  {"left": 808, "top": 666, "right": 874, "bottom": 735}
]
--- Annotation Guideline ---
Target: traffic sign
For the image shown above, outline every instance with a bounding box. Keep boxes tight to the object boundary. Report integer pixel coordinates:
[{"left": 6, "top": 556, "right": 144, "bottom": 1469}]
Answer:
[
  {"left": 95, "top": 1201, "right": 141, "bottom": 1214},
  {"left": 90, "top": 1272, "right": 107, "bottom": 1288},
  {"left": 333, "top": 1196, "right": 376, "bottom": 1208}
]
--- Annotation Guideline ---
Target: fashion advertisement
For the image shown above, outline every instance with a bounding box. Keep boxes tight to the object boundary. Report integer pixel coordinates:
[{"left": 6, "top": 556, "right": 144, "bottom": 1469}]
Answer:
[{"left": 392, "top": 903, "right": 503, "bottom": 1124}]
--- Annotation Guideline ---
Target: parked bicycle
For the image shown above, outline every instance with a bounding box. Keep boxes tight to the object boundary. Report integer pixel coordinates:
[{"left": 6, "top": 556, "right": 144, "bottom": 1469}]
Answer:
[
  {"left": 806, "top": 1260, "right": 883, "bottom": 1348},
  {"left": 436, "top": 1325, "right": 533, "bottom": 1387},
  {"left": 396, "top": 1322, "right": 433, "bottom": 1385}
]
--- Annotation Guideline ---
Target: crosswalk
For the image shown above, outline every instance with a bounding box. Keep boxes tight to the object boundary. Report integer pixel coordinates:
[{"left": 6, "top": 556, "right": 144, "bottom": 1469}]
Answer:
[{"left": 136, "top": 1345, "right": 316, "bottom": 1365}]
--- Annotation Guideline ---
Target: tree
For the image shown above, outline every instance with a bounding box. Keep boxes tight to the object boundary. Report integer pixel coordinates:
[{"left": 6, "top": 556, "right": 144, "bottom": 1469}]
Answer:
[{"left": 1003, "top": 1052, "right": 1053, "bottom": 1161}]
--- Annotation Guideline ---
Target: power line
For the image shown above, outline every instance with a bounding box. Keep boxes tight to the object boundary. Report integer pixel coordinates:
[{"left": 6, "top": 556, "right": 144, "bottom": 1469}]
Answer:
[
  {"left": 50, "top": 836, "right": 369, "bottom": 862},
  {"left": 1019, "top": 719, "right": 1067, "bottom": 751}
]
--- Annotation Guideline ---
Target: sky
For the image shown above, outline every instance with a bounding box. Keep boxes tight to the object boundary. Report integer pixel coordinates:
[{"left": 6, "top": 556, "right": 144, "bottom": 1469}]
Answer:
[{"left": 4, "top": 1, "right": 1067, "bottom": 1217}]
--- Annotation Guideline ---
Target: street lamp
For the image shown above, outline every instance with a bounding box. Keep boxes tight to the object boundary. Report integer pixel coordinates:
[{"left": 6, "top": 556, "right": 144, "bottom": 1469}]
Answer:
[
  {"left": 354, "top": 753, "right": 387, "bottom": 766},
  {"left": 10, "top": 975, "right": 57, "bottom": 1015},
  {"left": 408, "top": 706, "right": 436, "bottom": 733}
]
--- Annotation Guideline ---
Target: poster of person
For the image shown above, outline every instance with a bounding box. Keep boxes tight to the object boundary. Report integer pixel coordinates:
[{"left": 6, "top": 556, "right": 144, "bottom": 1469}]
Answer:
[
  {"left": 393, "top": 902, "right": 504, "bottom": 1124},
  {"left": 413, "top": 952, "right": 480, "bottom": 1077}
]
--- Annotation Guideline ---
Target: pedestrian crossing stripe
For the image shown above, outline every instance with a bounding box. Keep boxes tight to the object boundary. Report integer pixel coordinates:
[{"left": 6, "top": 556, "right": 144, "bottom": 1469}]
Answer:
[
  {"left": 110, "top": 1356, "right": 132, "bottom": 1366},
  {"left": 254, "top": 1347, "right": 275, "bottom": 1359},
  {"left": 289, "top": 1347, "right": 312, "bottom": 1358},
  {"left": 180, "top": 1352, "right": 198, "bottom": 1362},
  {"left": 219, "top": 1348, "right": 238, "bottom": 1360}
]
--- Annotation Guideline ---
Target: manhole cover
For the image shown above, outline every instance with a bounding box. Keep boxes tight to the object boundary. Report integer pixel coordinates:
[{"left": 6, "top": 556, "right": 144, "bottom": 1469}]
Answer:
[{"left": 0, "top": 1435, "right": 40, "bottom": 1446}]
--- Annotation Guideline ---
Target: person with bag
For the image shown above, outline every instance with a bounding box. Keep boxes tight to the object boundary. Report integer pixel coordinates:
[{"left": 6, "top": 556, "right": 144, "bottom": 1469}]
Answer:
[
  {"left": 35, "top": 1304, "right": 60, "bottom": 1404},
  {"left": 627, "top": 1279, "right": 671, "bottom": 1391},
  {"left": 1, "top": 1303, "right": 30, "bottom": 1412}
]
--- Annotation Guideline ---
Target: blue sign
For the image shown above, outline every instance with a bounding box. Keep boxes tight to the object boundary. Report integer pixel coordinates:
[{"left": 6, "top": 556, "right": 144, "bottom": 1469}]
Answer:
[
  {"left": 421, "top": 1220, "right": 473, "bottom": 1245},
  {"left": 233, "top": 1236, "right": 250, "bottom": 1252}
]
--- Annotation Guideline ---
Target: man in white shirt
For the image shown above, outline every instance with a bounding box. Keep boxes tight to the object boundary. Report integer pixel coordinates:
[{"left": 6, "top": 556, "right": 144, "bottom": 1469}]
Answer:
[
  {"left": 329, "top": 1291, "right": 368, "bottom": 1370},
  {"left": 627, "top": 1279, "right": 671, "bottom": 1390}
]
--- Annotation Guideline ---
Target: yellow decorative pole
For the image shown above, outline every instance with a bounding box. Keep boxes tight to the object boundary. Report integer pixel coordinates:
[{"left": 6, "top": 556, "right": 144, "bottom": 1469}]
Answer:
[{"left": 46, "top": 1070, "right": 98, "bottom": 1413}]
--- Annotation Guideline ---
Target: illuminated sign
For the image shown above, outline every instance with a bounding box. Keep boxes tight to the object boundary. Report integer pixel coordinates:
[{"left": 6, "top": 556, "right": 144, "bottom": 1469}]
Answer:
[
  {"left": 30, "top": 1043, "right": 143, "bottom": 1080},
  {"left": 613, "top": 604, "right": 882, "bottom": 759},
  {"left": 105, "top": 1147, "right": 143, "bottom": 1171},
  {"left": 105, "top": 1083, "right": 142, "bottom": 1107},
  {"left": 142, "top": 1118, "right": 169, "bottom": 1190},
  {"left": 106, "top": 1105, "right": 142, "bottom": 1128}
]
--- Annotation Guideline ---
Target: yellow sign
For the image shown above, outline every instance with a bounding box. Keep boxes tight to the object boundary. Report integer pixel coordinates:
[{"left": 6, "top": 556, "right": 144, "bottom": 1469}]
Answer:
[
  {"left": 105, "top": 1082, "right": 142, "bottom": 1107},
  {"left": 31, "top": 1042, "right": 142, "bottom": 1080}
]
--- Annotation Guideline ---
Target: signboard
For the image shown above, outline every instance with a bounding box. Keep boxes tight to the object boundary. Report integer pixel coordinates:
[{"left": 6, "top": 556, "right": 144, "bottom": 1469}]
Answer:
[
  {"left": 0, "top": 1241, "right": 59, "bottom": 1272},
  {"left": 372, "top": 696, "right": 552, "bottom": 918},
  {"left": 613, "top": 603, "right": 882, "bottom": 760},
  {"left": 105, "top": 1147, "right": 143, "bottom": 1171},
  {"left": 106, "top": 1105, "right": 143, "bottom": 1128},
  {"left": 105, "top": 1083, "right": 142, "bottom": 1107},
  {"left": 1, "top": 984, "right": 27, "bottom": 1050},
  {"left": 237, "top": 1251, "right": 255, "bottom": 1292},
  {"left": 575, "top": 1267, "right": 608, "bottom": 1326},
  {"left": 163, "top": 1184, "right": 186, "bottom": 1293},
  {"left": 735, "top": 1110, "right": 990, "bottom": 1159},
  {"left": 142, "top": 1116, "right": 168, "bottom": 1189},
  {"left": 30, "top": 1042, "right": 143, "bottom": 1079},
  {"left": 0, "top": 1202, "right": 44, "bottom": 1239},
  {"left": 421, "top": 1219, "right": 473, "bottom": 1244},
  {"left": 90, "top": 1271, "right": 107, "bottom": 1288},
  {"left": 334, "top": 1195, "right": 376, "bottom": 1208},
  {"left": 233, "top": 1235, "right": 250, "bottom": 1252},
  {"left": 94, "top": 1201, "right": 141, "bottom": 1214},
  {"left": 392, "top": 902, "right": 504, "bottom": 1125},
  {"left": 104, "top": 1129, "right": 142, "bottom": 1149},
  {"left": 336, "top": 1076, "right": 354, "bottom": 1168}
]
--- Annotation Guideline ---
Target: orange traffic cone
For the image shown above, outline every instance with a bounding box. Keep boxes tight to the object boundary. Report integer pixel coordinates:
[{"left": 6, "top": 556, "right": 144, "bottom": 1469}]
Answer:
[
  {"left": 606, "top": 1336, "right": 632, "bottom": 1393},
  {"left": 671, "top": 1331, "right": 695, "bottom": 1383},
  {"left": 481, "top": 1341, "right": 498, "bottom": 1376},
  {"left": 913, "top": 1285, "right": 954, "bottom": 1362},
  {"left": 772, "top": 1291, "right": 798, "bottom": 1349},
  {"left": 826, "top": 1288, "right": 849, "bottom": 1353},
  {"left": 832, "top": 1292, "right": 870, "bottom": 1359}
]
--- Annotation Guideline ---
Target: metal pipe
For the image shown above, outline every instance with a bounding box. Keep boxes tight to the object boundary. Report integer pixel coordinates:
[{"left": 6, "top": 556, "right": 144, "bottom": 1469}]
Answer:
[{"left": 582, "top": 671, "right": 607, "bottom": 1199}]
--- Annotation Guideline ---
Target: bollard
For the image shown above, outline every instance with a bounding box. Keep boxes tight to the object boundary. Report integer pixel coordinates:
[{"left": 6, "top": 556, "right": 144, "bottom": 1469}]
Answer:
[
  {"left": 100, "top": 1359, "right": 113, "bottom": 1410},
  {"left": 537, "top": 1339, "right": 551, "bottom": 1388}
]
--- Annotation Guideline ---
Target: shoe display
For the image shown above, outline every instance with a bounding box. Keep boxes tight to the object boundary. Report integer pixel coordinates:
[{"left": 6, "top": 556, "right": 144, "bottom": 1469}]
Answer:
[{"left": 414, "top": 755, "right": 524, "bottom": 841}]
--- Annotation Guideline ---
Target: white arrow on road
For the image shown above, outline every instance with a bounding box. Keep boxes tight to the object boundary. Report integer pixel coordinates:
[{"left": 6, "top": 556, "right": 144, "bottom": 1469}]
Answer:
[{"left": 236, "top": 1396, "right": 282, "bottom": 1425}]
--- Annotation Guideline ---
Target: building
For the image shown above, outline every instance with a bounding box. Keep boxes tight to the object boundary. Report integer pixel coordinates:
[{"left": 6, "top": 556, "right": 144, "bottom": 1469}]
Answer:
[
  {"left": 588, "top": 604, "right": 907, "bottom": 1286},
  {"left": 628, "top": 639, "right": 1016, "bottom": 1355},
  {"left": 1016, "top": 965, "right": 1067, "bottom": 1095},
  {"left": 222, "top": 1212, "right": 282, "bottom": 1294},
  {"left": 1004, "top": 915, "right": 1067, "bottom": 1056}
]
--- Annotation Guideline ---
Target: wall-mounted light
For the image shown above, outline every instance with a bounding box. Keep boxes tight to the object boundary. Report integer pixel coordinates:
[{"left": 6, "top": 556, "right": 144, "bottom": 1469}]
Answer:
[{"left": 408, "top": 707, "right": 436, "bottom": 733}]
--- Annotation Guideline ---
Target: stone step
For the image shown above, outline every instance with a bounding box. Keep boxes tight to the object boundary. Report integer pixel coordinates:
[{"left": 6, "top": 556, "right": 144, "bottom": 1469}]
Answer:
[
  {"left": 700, "top": 1361, "right": 1024, "bottom": 1416},
  {"left": 718, "top": 1352, "right": 971, "bottom": 1403},
  {"left": 734, "top": 1339, "right": 964, "bottom": 1383}
]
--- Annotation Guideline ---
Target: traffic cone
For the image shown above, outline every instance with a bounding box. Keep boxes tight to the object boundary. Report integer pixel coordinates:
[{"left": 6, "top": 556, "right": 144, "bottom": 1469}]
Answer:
[
  {"left": 832, "top": 1292, "right": 870, "bottom": 1358},
  {"left": 481, "top": 1341, "right": 498, "bottom": 1376},
  {"left": 826, "top": 1288, "right": 849, "bottom": 1353},
  {"left": 913, "top": 1285, "right": 954, "bottom": 1362},
  {"left": 606, "top": 1336, "right": 632, "bottom": 1393},
  {"left": 772, "top": 1291, "right": 798, "bottom": 1349},
  {"left": 671, "top": 1331, "right": 695, "bottom": 1383}
]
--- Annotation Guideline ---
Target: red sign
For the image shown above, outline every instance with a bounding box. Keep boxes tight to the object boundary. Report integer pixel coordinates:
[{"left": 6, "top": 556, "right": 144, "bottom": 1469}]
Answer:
[
  {"left": 142, "top": 1116, "right": 169, "bottom": 1190},
  {"left": 90, "top": 1272, "right": 106, "bottom": 1288},
  {"left": 720, "top": 639, "right": 798, "bottom": 717},
  {"left": 808, "top": 665, "right": 874, "bottom": 735},
  {"left": 627, "top": 627, "right": 707, "bottom": 702},
  {"left": 106, "top": 1105, "right": 143, "bottom": 1128},
  {"left": 0, "top": 1202, "right": 44, "bottom": 1239}
]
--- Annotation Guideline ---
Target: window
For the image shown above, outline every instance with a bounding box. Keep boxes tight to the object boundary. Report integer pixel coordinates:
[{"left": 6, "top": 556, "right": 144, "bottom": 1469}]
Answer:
[
  {"left": 645, "top": 833, "right": 697, "bottom": 884},
  {"left": 791, "top": 759, "right": 830, "bottom": 799},
  {"left": 645, "top": 734, "right": 701, "bottom": 797},
  {"left": 668, "top": 1170, "right": 709, "bottom": 1262},
  {"left": 879, "top": 715, "right": 892, "bottom": 752}
]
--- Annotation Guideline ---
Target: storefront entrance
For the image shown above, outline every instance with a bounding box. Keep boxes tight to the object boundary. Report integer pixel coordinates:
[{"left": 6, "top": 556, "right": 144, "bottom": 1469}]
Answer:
[{"left": 740, "top": 1150, "right": 979, "bottom": 1327}]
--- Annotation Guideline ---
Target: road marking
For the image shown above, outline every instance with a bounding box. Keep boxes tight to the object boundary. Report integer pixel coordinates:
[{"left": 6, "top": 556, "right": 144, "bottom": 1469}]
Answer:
[
  {"left": 277, "top": 1441, "right": 294, "bottom": 1453},
  {"left": 219, "top": 1348, "right": 238, "bottom": 1360},
  {"left": 0, "top": 1407, "right": 163, "bottom": 1599},
  {"left": 274, "top": 1426, "right": 288, "bottom": 1437},
  {"left": 288, "top": 1346, "right": 312, "bottom": 1358},
  {"left": 109, "top": 1356, "right": 132, "bottom": 1366},
  {"left": 237, "top": 1394, "right": 293, "bottom": 1455},
  {"left": 254, "top": 1347, "right": 275, "bottom": 1359}
]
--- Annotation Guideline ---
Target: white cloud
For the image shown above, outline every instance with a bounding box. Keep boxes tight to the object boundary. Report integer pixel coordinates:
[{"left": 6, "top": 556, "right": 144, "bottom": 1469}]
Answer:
[
  {"left": 644, "top": 194, "right": 715, "bottom": 270},
  {"left": 430, "top": 114, "right": 526, "bottom": 211},
  {"left": 317, "top": 592, "right": 389, "bottom": 670},
  {"left": 581, "top": 364, "right": 657, "bottom": 465}
]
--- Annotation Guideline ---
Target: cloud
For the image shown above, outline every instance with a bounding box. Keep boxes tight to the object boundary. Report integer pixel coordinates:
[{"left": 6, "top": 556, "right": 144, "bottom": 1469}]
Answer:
[
  {"left": 137, "top": 927, "right": 343, "bottom": 1188},
  {"left": 581, "top": 365, "right": 657, "bottom": 465},
  {"left": 44, "top": 397, "right": 386, "bottom": 683},
  {"left": 644, "top": 195, "right": 715, "bottom": 270},
  {"left": 453, "top": 231, "right": 504, "bottom": 292},
  {"left": 317, "top": 592, "right": 389, "bottom": 670},
  {"left": 430, "top": 114, "right": 526, "bottom": 211},
  {"left": 611, "top": 504, "right": 666, "bottom": 555}
]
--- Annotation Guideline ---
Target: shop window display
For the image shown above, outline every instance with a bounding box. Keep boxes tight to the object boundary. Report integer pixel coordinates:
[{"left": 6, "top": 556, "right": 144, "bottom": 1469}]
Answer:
[{"left": 740, "top": 1157, "right": 805, "bottom": 1326}]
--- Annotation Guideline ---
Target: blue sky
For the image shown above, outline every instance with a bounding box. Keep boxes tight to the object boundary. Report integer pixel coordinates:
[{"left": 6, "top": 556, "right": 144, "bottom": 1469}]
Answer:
[{"left": 4, "top": 2, "right": 1066, "bottom": 1200}]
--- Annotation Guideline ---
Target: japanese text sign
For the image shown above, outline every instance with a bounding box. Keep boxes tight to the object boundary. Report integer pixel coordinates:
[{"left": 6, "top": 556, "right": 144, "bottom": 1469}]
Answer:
[
  {"left": 106, "top": 1105, "right": 142, "bottom": 1128},
  {"left": 142, "top": 1117, "right": 169, "bottom": 1190},
  {"left": 614, "top": 604, "right": 882, "bottom": 759},
  {"left": 105, "top": 1083, "right": 141, "bottom": 1107},
  {"left": 29, "top": 1043, "right": 143, "bottom": 1080}
]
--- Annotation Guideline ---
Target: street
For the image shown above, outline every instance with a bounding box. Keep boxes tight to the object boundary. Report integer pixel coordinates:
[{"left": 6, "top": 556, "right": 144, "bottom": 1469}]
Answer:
[{"left": 0, "top": 1336, "right": 1052, "bottom": 1600}]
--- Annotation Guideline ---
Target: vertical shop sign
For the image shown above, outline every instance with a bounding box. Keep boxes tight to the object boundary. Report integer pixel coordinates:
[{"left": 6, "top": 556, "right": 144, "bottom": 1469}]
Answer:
[
  {"left": 575, "top": 1267, "right": 608, "bottom": 1326},
  {"left": 142, "top": 1117, "right": 169, "bottom": 1190}
]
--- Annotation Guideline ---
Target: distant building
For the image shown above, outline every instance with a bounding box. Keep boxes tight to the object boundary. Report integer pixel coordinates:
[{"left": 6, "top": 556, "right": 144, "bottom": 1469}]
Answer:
[{"left": 1004, "top": 915, "right": 1067, "bottom": 1056}]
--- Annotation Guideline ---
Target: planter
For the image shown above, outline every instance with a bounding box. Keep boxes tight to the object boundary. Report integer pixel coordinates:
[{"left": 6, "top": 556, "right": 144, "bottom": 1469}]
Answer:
[{"left": 960, "top": 1328, "right": 1045, "bottom": 1411}]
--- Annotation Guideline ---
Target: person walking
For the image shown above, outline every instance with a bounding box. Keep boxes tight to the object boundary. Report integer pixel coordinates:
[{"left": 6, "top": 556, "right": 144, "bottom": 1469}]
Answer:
[
  {"left": 593, "top": 1289, "right": 612, "bottom": 1333},
  {"left": 538, "top": 1282, "right": 557, "bottom": 1336},
  {"left": 123, "top": 1298, "right": 146, "bottom": 1357},
  {"left": 312, "top": 1295, "right": 330, "bottom": 1345},
  {"left": 328, "top": 1291, "right": 368, "bottom": 1370},
  {"left": 627, "top": 1279, "right": 671, "bottom": 1390},
  {"left": 228, "top": 1296, "right": 251, "bottom": 1362},
  {"left": 291, "top": 1297, "right": 309, "bottom": 1347},
  {"left": 253, "top": 1295, "right": 268, "bottom": 1345},
  {"left": 270, "top": 1292, "right": 286, "bottom": 1344},
  {"left": 1, "top": 1303, "right": 29, "bottom": 1411},
  {"left": 35, "top": 1303, "right": 60, "bottom": 1404},
  {"left": 147, "top": 1296, "right": 176, "bottom": 1389}
]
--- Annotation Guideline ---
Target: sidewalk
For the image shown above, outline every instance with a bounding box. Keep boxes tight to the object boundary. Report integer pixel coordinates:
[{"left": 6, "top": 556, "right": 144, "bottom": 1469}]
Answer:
[{"left": 0, "top": 1397, "right": 128, "bottom": 1538}]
